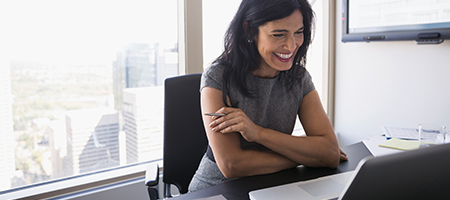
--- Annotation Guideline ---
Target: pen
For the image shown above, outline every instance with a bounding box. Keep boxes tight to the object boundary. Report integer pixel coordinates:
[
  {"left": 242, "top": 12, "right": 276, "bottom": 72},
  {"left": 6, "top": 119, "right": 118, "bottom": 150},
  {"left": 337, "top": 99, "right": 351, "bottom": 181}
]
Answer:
[{"left": 204, "top": 113, "right": 226, "bottom": 116}]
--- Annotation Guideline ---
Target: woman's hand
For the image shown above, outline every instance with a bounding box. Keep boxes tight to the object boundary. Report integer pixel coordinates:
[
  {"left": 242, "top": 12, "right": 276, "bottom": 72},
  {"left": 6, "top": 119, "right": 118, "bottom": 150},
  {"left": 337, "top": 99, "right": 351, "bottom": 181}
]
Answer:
[
  {"left": 208, "top": 107, "right": 263, "bottom": 142},
  {"left": 339, "top": 149, "right": 348, "bottom": 161},
  {"left": 201, "top": 87, "right": 299, "bottom": 178}
]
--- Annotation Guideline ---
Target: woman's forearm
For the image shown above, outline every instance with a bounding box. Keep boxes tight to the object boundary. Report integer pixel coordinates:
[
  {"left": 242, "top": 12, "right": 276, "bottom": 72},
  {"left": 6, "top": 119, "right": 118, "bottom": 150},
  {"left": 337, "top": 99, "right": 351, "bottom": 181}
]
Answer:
[
  {"left": 216, "top": 147, "right": 298, "bottom": 178},
  {"left": 255, "top": 128, "right": 340, "bottom": 168}
]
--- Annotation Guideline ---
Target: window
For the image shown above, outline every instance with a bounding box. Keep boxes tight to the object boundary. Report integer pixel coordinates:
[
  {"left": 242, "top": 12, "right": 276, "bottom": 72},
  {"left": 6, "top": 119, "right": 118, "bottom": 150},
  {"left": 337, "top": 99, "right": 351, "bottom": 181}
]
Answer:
[
  {"left": 307, "top": 0, "right": 326, "bottom": 105},
  {"left": 202, "top": 0, "right": 242, "bottom": 66},
  {"left": 0, "top": 0, "right": 178, "bottom": 192}
]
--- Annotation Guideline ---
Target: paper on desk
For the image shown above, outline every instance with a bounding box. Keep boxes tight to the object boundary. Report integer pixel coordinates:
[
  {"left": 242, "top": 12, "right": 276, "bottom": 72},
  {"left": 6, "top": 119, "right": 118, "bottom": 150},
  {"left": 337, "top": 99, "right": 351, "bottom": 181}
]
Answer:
[
  {"left": 382, "top": 126, "right": 419, "bottom": 140},
  {"left": 378, "top": 138, "right": 419, "bottom": 151},
  {"left": 363, "top": 138, "right": 402, "bottom": 157}
]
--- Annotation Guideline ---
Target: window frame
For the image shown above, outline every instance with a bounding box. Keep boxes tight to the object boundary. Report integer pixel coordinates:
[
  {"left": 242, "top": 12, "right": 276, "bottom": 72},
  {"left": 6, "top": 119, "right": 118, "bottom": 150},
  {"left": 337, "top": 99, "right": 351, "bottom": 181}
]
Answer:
[
  {"left": 0, "top": 160, "right": 160, "bottom": 199},
  {"left": 323, "top": 0, "right": 336, "bottom": 126}
]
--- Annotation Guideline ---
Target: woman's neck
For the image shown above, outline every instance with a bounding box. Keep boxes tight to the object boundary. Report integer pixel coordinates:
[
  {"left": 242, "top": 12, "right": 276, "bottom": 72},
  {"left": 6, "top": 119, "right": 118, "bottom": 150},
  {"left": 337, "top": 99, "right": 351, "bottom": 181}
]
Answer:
[{"left": 251, "top": 65, "right": 280, "bottom": 79}]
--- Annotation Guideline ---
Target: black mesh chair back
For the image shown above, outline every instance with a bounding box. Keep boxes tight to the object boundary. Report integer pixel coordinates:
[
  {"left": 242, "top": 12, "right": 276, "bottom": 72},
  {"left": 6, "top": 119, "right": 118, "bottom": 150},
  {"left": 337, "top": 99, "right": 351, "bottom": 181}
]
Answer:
[{"left": 163, "top": 73, "right": 208, "bottom": 197}]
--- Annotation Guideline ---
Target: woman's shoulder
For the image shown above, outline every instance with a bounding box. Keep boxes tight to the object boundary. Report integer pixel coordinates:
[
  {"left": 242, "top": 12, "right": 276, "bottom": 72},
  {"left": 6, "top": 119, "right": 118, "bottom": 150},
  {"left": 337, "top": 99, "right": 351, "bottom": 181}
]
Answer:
[
  {"left": 201, "top": 63, "right": 228, "bottom": 90},
  {"left": 203, "top": 63, "right": 228, "bottom": 82},
  {"left": 299, "top": 69, "right": 315, "bottom": 95},
  {"left": 285, "top": 68, "right": 315, "bottom": 97},
  {"left": 300, "top": 69, "right": 312, "bottom": 83},
  {"left": 204, "top": 63, "right": 227, "bottom": 76}
]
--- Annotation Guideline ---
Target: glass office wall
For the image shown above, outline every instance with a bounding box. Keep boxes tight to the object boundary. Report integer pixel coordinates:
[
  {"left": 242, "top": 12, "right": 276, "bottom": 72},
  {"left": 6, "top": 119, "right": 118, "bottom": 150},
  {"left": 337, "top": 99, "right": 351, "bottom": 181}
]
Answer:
[{"left": 0, "top": 0, "right": 178, "bottom": 191}]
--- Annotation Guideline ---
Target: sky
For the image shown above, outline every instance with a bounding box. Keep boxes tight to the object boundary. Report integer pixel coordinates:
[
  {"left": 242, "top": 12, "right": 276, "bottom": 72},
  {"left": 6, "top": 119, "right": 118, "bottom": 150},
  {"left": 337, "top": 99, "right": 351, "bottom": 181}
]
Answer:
[
  {"left": 0, "top": 0, "right": 321, "bottom": 68},
  {"left": 1, "top": 0, "right": 178, "bottom": 66}
]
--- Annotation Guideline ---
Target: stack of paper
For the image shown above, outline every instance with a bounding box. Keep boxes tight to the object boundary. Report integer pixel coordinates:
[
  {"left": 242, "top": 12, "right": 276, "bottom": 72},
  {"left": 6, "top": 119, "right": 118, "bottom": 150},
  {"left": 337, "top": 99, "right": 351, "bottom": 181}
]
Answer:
[
  {"left": 378, "top": 138, "right": 419, "bottom": 151},
  {"left": 382, "top": 126, "right": 419, "bottom": 140}
]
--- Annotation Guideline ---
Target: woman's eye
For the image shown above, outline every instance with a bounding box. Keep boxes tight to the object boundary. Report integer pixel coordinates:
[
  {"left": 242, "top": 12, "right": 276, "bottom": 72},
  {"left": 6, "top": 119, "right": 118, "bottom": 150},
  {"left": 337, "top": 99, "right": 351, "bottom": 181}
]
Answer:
[
  {"left": 295, "top": 31, "right": 304, "bottom": 35},
  {"left": 273, "top": 34, "right": 284, "bottom": 37}
]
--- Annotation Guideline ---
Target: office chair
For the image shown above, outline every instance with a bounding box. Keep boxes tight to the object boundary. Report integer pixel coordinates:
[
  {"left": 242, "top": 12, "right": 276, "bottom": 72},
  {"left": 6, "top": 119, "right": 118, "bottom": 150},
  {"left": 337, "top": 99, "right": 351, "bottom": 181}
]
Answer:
[{"left": 145, "top": 73, "right": 208, "bottom": 200}]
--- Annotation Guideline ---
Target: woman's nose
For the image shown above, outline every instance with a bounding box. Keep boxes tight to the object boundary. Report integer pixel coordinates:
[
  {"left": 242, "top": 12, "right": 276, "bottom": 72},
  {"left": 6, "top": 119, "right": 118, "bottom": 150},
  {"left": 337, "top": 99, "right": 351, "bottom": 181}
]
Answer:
[{"left": 284, "top": 36, "right": 297, "bottom": 52}]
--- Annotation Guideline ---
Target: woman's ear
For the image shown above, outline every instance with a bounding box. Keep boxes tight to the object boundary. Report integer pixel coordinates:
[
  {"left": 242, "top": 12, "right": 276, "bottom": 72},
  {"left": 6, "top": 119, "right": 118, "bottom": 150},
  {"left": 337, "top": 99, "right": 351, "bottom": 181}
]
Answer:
[
  {"left": 242, "top": 21, "right": 249, "bottom": 31},
  {"left": 243, "top": 22, "right": 255, "bottom": 43}
]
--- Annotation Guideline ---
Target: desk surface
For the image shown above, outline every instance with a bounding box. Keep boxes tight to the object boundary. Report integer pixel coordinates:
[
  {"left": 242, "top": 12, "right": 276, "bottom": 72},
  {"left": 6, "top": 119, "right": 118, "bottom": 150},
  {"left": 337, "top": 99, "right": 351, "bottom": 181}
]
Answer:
[{"left": 171, "top": 142, "right": 371, "bottom": 200}]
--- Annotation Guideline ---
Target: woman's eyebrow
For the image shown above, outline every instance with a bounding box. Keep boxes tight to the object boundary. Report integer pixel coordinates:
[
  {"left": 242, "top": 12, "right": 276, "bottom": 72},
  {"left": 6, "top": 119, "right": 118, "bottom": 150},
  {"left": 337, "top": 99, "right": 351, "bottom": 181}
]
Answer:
[
  {"left": 270, "top": 26, "right": 304, "bottom": 33},
  {"left": 270, "top": 29, "right": 288, "bottom": 33}
]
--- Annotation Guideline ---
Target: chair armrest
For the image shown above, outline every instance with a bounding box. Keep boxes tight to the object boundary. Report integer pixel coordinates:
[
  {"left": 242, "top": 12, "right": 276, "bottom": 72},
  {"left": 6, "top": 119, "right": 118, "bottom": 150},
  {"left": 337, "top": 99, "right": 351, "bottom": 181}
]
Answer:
[
  {"left": 145, "top": 163, "right": 159, "bottom": 186},
  {"left": 145, "top": 163, "right": 159, "bottom": 200}
]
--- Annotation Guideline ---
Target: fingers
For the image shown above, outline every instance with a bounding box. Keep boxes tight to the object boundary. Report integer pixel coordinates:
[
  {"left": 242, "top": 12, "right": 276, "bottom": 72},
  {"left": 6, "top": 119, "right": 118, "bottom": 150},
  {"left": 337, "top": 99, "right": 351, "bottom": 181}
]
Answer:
[
  {"left": 209, "top": 114, "right": 240, "bottom": 133},
  {"left": 339, "top": 149, "right": 348, "bottom": 161},
  {"left": 339, "top": 149, "right": 347, "bottom": 156},
  {"left": 340, "top": 154, "right": 348, "bottom": 161},
  {"left": 206, "top": 107, "right": 260, "bottom": 142},
  {"left": 207, "top": 107, "right": 230, "bottom": 120},
  {"left": 207, "top": 107, "right": 246, "bottom": 133}
]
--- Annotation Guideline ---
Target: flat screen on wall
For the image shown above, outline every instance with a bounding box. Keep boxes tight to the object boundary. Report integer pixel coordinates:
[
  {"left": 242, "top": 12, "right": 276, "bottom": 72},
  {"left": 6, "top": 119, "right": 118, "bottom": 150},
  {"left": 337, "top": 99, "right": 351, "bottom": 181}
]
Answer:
[{"left": 342, "top": 0, "right": 450, "bottom": 44}]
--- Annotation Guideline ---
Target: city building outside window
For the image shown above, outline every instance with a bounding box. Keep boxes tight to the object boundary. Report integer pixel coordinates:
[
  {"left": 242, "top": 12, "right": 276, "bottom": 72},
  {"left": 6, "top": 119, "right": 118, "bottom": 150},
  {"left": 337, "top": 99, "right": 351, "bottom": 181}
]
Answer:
[{"left": 0, "top": 0, "right": 178, "bottom": 192}]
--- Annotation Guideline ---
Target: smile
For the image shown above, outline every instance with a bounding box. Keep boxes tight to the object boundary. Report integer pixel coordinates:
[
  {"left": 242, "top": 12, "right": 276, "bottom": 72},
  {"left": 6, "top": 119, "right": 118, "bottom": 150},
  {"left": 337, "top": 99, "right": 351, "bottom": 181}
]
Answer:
[
  {"left": 274, "top": 52, "right": 294, "bottom": 62},
  {"left": 274, "top": 52, "right": 294, "bottom": 59}
]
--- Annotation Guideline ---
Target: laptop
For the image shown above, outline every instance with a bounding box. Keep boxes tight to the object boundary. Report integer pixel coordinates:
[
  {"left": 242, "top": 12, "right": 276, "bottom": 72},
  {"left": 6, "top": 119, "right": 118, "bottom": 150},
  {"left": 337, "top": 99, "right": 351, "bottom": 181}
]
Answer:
[{"left": 249, "top": 143, "right": 450, "bottom": 200}]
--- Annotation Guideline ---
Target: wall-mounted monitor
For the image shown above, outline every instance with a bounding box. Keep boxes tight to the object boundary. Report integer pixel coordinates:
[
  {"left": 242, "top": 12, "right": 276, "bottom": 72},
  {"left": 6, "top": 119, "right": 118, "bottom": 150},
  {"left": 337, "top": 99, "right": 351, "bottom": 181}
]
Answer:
[{"left": 342, "top": 0, "right": 450, "bottom": 44}]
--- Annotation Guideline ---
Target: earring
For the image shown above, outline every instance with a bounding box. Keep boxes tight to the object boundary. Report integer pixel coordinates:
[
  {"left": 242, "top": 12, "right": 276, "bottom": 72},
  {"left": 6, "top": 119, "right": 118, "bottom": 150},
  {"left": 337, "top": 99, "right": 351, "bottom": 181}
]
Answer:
[{"left": 247, "top": 39, "right": 252, "bottom": 43}]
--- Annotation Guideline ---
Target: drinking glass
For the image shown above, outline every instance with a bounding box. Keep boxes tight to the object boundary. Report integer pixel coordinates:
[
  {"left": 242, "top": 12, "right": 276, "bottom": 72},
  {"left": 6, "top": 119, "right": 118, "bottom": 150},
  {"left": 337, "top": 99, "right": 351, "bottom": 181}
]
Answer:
[{"left": 419, "top": 123, "right": 447, "bottom": 148}]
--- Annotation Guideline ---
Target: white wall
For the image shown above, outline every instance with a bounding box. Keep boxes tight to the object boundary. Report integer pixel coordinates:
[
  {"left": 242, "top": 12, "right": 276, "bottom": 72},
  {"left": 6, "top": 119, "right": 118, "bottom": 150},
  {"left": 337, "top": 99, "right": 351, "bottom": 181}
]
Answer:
[{"left": 334, "top": 0, "right": 450, "bottom": 146}]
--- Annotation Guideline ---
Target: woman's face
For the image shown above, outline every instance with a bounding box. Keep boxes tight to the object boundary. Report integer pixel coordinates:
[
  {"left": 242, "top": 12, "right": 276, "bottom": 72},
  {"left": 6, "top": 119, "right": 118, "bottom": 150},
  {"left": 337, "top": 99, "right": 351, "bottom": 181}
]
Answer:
[{"left": 253, "top": 9, "right": 304, "bottom": 78}]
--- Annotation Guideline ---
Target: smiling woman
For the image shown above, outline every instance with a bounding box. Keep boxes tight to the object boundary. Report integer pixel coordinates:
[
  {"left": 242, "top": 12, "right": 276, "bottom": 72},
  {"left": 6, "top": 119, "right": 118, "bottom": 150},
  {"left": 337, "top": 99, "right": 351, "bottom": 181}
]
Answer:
[
  {"left": 253, "top": 9, "right": 305, "bottom": 77},
  {"left": 189, "top": 0, "right": 345, "bottom": 192}
]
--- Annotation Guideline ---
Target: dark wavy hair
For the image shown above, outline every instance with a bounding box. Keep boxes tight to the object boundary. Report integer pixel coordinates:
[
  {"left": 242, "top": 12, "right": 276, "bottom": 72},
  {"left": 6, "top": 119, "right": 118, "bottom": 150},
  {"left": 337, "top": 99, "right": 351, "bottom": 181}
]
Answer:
[{"left": 214, "top": 0, "right": 315, "bottom": 106}]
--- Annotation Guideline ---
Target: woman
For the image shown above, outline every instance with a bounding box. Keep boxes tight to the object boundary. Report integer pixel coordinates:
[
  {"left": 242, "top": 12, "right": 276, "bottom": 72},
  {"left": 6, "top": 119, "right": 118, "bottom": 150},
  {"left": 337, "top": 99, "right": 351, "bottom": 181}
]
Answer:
[{"left": 189, "top": 0, "right": 347, "bottom": 192}]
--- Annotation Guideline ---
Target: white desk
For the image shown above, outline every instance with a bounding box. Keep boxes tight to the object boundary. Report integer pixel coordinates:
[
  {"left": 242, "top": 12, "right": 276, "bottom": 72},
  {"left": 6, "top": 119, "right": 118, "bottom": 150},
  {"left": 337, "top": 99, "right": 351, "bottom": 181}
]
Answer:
[{"left": 362, "top": 136, "right": 403, "bottom": 157}]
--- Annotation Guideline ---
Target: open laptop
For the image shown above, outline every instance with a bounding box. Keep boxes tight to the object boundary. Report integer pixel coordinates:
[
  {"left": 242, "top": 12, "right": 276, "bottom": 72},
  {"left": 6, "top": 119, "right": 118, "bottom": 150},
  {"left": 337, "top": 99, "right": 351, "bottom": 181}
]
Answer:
[{"left": 249, "top": 142, "right": 450, "bottom": 200}]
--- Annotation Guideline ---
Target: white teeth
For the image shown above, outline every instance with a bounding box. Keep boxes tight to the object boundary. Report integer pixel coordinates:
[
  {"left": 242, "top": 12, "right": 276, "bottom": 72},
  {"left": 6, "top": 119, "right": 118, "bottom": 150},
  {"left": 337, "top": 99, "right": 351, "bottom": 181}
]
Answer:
[{"left": 275, "top": 52, "right": 293, "bottom": 59}]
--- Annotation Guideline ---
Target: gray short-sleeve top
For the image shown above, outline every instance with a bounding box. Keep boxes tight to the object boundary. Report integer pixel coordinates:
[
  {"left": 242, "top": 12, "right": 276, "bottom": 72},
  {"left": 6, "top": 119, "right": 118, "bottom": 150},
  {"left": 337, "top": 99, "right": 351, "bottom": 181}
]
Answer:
[
  {"left": 201, "top": 63, "right": 315, "bottom": 151},
  {"left": 189, "top": 64, "right": 316, "bottom": 191}
]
